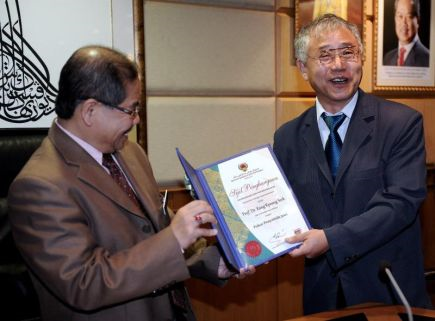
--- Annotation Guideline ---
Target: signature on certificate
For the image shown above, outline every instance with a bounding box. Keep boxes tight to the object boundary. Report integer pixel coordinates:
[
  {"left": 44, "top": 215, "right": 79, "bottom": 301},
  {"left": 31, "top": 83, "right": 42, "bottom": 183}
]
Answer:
[
  {"left": 269, "top": 227, "right": 303, "bottom": 245},
  {"left": 269, "top": 228, "right": 289, "bottom": 244}
]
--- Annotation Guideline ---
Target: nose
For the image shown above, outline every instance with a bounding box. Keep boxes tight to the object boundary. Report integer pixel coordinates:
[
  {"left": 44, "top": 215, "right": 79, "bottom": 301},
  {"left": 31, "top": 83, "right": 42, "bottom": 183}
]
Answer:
[
  {"left": 132, "top": 113, "right": 140, "bottom": 124},
  {"left": 330, "top": 54, "right": 345, "bottom": 68}
]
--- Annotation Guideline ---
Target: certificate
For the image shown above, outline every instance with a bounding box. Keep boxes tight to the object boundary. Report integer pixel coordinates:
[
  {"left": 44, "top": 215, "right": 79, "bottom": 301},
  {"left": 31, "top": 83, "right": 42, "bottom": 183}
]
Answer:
[{"left": 176, "top": 145, "right": 310, "bottom": 270}]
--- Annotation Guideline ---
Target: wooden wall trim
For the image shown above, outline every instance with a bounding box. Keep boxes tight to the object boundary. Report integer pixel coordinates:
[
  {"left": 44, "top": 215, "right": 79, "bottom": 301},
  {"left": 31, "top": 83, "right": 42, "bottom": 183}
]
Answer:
[{"left": 133, "top": 0, "right": 147, "bottom": 152}]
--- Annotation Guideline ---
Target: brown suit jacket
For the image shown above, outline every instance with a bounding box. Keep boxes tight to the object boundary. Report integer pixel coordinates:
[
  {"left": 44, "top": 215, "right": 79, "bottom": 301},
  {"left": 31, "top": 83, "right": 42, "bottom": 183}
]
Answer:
[{"left": 8, "top": 123, "right": 224, "bottom": 321}]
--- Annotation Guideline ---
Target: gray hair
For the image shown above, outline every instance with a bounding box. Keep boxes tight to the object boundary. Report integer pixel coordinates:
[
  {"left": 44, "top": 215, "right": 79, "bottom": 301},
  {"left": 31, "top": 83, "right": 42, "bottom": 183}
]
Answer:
[{"left": 294, "top": 13, "right": 364, "bottom": 63}]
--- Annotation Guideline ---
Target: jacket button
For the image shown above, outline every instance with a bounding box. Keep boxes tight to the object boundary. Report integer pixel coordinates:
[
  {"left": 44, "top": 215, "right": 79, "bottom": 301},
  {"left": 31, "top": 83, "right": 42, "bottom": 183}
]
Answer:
[{"left": 142, "top": 224, "right": 152, "bottom": 233}]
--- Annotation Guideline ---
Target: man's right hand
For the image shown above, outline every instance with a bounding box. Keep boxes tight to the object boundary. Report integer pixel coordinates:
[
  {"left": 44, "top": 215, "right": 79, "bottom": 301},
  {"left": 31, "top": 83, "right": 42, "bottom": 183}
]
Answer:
[
  {"left": 170, "top": 200, "right": 217, "bottom": 250},
  {"left": 285, "top": 229, "right": 329, "bottom": 259}
]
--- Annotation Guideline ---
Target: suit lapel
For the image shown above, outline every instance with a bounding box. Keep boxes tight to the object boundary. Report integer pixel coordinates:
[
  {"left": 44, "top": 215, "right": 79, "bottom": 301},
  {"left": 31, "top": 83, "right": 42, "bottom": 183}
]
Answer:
[
  {"left": 335, "top": 90, "right": 376, "bottom": 185},
  {"left": 303, "top": 90, "right": 376, "bottom": 188},
  {"left": 77, "top": 163, "right": 147, "bottom": 219},
  {"left": 49, "top": 124, "right": 148, "bottom": 220},
  {"left": 302, "top": 108, "right": 335, "bottom": 186},
  {"left": 115, "top": 150, "right": 168, "bottom": 230}
]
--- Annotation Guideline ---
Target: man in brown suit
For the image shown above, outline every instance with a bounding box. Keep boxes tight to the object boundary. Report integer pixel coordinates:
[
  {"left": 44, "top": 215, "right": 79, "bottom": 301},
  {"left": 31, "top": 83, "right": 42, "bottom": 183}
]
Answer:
[{"left": 8, "top": 46, "right": 253, "bottom": 321}]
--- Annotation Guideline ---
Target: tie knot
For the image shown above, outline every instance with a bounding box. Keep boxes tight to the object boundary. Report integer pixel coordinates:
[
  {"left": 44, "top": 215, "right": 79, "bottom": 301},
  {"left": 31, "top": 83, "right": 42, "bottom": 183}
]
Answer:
[
  {"left": 102, "top": 153, "right": 114, "bottom": 166},
  {"left": 322, "top": 113, "right": 346, "bottom": 131},
  {"left": 400, "top": 47, "right": 406, "bottom": 55},
  {"left": 102, "top": 154, "right": 120, "bottom": 174},
  {"left": 102, "top": 153, "right": 141, "bottom": 207}
]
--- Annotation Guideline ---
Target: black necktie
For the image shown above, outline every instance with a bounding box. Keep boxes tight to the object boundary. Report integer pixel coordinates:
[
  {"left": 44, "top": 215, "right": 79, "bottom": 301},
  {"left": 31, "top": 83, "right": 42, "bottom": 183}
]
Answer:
[
  {"left": 322, "top": 113, "right": 346, "bottom": 180},
  {"left": 102, "top": 153, "right": 140, "bottom": 207}
]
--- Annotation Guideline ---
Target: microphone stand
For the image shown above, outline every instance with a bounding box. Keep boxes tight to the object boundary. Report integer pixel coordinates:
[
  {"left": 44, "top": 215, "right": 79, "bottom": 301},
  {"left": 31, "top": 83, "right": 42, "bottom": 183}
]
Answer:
[{"left": 384, "top": 266, "right": 414, "bottom": 321}]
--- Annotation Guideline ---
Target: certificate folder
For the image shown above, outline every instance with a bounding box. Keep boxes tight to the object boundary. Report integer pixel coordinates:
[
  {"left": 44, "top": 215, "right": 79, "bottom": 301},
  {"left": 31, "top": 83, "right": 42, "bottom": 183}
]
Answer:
[{"left": 176, "top": 145, "right": 310, "bottom": 270}]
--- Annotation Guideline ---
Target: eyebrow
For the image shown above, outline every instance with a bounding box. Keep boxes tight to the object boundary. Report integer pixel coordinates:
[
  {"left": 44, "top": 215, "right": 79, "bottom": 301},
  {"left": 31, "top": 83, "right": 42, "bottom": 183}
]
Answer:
[
  {"left": 396, "top": 11, "right": 415, "bottom": 16},
  {"left": 317, "top": 43, "right": 356, "bottom": 51}
]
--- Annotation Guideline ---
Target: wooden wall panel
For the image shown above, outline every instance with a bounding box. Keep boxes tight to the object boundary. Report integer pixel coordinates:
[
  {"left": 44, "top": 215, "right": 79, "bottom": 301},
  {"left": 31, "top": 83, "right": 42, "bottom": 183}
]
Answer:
[
  {"left": 421, "top": 166, "right": 435, "bottom": 270},
  {"left": 276, "top": 98, "right": 314, "bottom": 129},
  {"left": 154, "top": 0, "right": 275, "bottom": 10},
  {"left": 186, "top": 256, "right": 305, "bottom": 321},
  {"left": 145, "top": 1, "right": 275, "bottom": 95},
  {"left": 277, "top": 256, "right": 304, "bottom": 320},
  {"left": 359, "top": 18, "right": 373, "bottom": 92},
  {"left": 187, "top": 262, "right": 278, "bottom": 321},
  {"left": 276, "top": 13, "right": 313, "bottom": 95},
  {"left": 147, "top": 97, "right": 275, "bottom": 185}
]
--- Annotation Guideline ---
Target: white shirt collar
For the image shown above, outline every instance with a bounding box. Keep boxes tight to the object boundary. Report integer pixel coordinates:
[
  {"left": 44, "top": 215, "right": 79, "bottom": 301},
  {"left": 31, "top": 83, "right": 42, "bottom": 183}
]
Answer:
[
  {"left": 315, "top": 91, "right": 359, "bottom": 121},
  {"left": 400, "top": 34, "right": 419, "bottom": 53},
  {"left": 55, "top": 119, "right": 104, "bottom": 165}
]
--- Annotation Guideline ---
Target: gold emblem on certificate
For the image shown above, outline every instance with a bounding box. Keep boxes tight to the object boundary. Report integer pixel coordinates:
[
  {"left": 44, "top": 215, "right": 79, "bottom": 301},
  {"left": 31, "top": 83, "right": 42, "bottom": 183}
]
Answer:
[{"left": 238, "top": 162, "right": 248, "bottom": 172}]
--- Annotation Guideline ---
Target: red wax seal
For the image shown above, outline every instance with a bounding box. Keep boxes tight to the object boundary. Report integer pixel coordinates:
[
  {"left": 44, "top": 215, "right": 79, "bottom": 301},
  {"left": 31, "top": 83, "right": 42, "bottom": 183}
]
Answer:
[{"left": 245, "top": 241, "right": 262, "bottom": 257}]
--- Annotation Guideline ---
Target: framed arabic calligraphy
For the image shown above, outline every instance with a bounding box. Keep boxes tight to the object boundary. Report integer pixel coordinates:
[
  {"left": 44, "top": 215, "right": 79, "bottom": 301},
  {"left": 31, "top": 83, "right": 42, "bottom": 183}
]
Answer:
[{"left": 0, "top": 0, "right": 135, "bottom": 128}]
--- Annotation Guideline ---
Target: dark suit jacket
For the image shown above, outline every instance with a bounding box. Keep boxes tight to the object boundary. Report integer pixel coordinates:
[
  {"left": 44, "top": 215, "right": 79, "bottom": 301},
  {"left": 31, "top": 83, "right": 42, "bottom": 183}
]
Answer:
[
  {"left": 8, "top": 123, "right": 224, "bottom": 321},
  {"left": 383, "top": 39, "right": 430, "bottom": 67},
  {"left": 273, "top": 90, "right": 431, "bottom": 314}
]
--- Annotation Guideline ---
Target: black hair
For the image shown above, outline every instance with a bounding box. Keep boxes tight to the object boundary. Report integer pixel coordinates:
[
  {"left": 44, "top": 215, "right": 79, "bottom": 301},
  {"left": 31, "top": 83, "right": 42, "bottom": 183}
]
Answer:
[{"left": 55, "top": 46, "right": 138, "bottom": 119}]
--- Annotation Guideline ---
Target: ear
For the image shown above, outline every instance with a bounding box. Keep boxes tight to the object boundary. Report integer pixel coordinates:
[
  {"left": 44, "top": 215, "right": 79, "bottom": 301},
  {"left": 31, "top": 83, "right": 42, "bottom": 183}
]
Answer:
[
  {"left": 296, "top": 59, "right": 308, "bottom": 81},
  {"left": 80, "top": 99, "right": 99, "bottom": 127}
]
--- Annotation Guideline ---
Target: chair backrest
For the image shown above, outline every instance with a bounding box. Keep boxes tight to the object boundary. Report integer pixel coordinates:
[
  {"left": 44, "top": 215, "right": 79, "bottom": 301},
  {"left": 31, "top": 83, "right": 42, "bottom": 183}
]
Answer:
[
  {"left": 0, "top": 129, "right": 47, "bottom": 321},
  {"left": 0, "top": 129, "right": 47, "bottom": 264},
  {"left": 0, "top": 130, "right": 47, "bottom": 197}
]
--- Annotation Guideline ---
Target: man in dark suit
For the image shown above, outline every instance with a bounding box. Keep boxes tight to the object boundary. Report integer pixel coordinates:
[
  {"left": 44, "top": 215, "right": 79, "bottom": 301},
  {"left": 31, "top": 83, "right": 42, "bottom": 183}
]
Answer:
[
  {"left": 274, "top": 14, "right": 431, "bottom": 314},
  {"left": 8, "top": 46, "right": 253, "bottom": 321},
  {"left": 383, "top": 0, "right": 429, "bottom": 67}
]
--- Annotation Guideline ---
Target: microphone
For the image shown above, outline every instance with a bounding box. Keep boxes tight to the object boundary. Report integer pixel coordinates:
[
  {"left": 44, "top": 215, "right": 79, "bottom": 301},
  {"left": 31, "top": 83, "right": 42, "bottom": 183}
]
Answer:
[{"left": 379, "top": 261, "right": 413, "bottom": 321}]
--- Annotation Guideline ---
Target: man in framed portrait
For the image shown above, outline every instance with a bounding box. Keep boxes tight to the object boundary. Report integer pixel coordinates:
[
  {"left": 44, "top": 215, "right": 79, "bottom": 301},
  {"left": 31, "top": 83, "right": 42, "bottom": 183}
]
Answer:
[{"left": 383, "top": 0, "right": 430, "bottom": 67}]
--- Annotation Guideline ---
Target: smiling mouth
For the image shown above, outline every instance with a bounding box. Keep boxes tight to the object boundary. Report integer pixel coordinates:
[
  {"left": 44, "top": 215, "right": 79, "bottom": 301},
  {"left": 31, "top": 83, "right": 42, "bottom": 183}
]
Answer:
[{"left": 330, "top": 77, "right": 348, "bottom": 84}]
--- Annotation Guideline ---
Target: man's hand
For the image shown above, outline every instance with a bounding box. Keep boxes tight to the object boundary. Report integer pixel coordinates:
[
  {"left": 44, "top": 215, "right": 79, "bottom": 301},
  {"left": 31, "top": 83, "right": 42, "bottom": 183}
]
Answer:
[
  {"left": 217, "top": 258, "right": 256, "bottom": 279},
  {"left": 285, "top": 229, "right": 329, "bottom": 258},
  {"left": 170, "top": 200, "right": 217, "bottom": 250}
]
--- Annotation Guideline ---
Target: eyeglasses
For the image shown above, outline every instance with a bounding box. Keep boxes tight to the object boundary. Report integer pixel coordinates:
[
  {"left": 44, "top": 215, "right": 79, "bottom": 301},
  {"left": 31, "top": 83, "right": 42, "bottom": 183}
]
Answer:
[
  {"left": 308, "top": 46, "right": 360, "bottom": 65},
  {"left": 101, "top": 101, "right": 141, "bottom": 119},
  {"left": 78, "top": 97, "right": 142, "bottom": 119},
  {"left": 78, "top": 97, "right": 141, "bottom": 119}
]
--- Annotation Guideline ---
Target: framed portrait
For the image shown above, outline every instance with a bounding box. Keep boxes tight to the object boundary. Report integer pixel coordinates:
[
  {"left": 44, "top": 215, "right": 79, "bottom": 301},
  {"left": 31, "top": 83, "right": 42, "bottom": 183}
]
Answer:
[
  {"left": 374, "top": 0, "right": 435, "bottom": 92},
  {"left": 0, "top": 0, "right": 134, "bottom": 129},
  {"left": 295, "top": 0, "right": 364, "bottom": 36}
]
